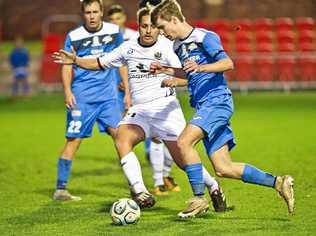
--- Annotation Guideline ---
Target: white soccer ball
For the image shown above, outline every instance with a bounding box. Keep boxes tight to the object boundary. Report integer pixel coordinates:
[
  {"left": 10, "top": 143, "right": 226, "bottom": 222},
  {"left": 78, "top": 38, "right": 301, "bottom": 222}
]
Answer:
[{"left": 110, "top": 198, "right": 141, "bottom": 225}]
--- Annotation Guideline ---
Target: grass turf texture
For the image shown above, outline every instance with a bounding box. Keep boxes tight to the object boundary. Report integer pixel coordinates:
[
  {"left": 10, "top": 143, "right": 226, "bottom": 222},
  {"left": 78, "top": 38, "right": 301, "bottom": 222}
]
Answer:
[{"left": 0, "top": 92, "right": 315, "bottom": 235}]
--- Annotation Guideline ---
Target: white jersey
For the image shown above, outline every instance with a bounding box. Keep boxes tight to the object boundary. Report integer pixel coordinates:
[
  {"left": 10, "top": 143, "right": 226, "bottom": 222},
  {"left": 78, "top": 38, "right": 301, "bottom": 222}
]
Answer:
[
  {"left": 98, "top": 35, "right": 182, "bottom": 105},
  {"left": 122, "top": 27, "right": 138, "bottom": 41}
]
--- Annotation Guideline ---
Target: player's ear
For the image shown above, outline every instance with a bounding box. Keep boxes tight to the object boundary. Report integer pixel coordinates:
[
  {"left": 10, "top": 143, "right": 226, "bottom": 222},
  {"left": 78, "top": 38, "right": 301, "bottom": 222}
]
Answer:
[{"left": 171, "top": 16, "right": 178, "bottom": 25}]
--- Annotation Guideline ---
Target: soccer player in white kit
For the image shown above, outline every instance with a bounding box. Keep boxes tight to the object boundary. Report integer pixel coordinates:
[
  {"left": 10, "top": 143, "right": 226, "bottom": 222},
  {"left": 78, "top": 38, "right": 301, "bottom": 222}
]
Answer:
[
  {"left": 53, "top": 7, "right": 227, "bottom": 211},
  {"left": 107, "top": 3, "right": 178, "bottom": 196}
]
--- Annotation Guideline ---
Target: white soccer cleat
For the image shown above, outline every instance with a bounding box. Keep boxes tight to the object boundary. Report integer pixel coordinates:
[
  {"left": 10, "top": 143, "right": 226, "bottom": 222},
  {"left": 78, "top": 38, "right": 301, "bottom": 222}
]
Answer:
[
  {"left": 178, "top": 196, "right": 209, "bottom": 218},
  {"left": 275, "top": 175, "right": 295, "bottom": 214},
  {"left": 53, "top": 189, "right": 82, "bottom": 201}
]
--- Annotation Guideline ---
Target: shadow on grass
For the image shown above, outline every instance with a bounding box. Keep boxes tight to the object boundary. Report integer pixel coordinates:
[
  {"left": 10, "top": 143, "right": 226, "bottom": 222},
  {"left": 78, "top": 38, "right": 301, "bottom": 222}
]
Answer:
[{"left": 71, "top": 166, "right": 120, "bottom": 179}]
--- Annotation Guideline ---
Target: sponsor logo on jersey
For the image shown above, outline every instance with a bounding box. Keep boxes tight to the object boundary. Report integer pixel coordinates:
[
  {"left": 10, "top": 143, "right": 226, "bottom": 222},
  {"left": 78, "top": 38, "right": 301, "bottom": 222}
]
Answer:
[
  {"left": 154, "top": 51, "right": 162, "bottom": 60},
  {"left": 102, "top": 35, "right": 113, "bottom": 44},
  {"left": 188, "top": 43, "right": 198, "bottom": 51}
]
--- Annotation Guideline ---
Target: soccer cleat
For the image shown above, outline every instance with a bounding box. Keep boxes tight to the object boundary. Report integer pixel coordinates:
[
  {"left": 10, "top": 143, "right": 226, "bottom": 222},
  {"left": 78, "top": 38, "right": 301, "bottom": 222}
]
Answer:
[
  {"left": 53, "top": 189, "right": 82, "bottom": 201},
  {"left": 210, "top": 187, "right": 227, "bottom": 212},
  {"left": 131, "top": 192, "right": 156, "bottom": 209},
  {"left": 163, "top": 176, "right": 181, "bottom": 192},
  {"left": 178, "top": 196, "right": 209, "bottom": 218},
  {"left": 275, "top": 175, "right": 295, "bottom": 214},
  {"left": 153, "top": 185, "right": 169, "bottom": 196}
]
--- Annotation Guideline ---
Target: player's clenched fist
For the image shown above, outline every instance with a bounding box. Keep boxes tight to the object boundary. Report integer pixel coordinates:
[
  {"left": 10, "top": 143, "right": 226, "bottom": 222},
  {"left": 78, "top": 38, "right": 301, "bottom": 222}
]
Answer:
[{"left": 183, "top": 60, "right": 200, "bottom": 73}]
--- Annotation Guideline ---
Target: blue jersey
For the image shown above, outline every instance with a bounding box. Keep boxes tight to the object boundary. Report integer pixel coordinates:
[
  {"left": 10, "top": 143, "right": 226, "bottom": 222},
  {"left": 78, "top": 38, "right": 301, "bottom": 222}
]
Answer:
[
  {"left": 9, "top": 48, "right": 29, "bottom": 68},
  {"left": 174, "top": 28, "right": 229, "bottom": 107},
  {"left": 64, "top": 22, "right": 123, "bottom": 103}
]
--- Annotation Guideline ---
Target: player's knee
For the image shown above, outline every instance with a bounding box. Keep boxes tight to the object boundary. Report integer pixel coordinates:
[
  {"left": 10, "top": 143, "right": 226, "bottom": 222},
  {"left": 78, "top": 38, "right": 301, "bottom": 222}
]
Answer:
[
  {"left": 177, "top": 136, "right": 193, "bottom": 151},
  {"left": 115, "top": 137, "right": 132, "bottom": 154}
]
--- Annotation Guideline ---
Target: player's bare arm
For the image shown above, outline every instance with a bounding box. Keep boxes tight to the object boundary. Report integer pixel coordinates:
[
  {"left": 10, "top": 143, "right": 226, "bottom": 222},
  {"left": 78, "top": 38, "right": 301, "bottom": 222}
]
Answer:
[
  {"left": 183, "top": 58, "right": 234, "bottom": 74},
  {"left": 161, "top": 77, "right": 187, "bottom": 88},
  {"left": 150, "top": 61, "right": 186, "bottom": 78},
  {"left": 53, "top": 49, "right": 101, "bottom": 70},
  {"left": 119, "top": 66, "right": 132, "bottom": 110},
  {"left": 62, "top": 65, "right": 76, "bottom": 109}
]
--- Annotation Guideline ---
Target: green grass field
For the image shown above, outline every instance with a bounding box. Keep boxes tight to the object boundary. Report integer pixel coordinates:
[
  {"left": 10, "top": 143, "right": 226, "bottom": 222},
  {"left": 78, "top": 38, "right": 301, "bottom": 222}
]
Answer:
[{"left": 0, "top": 92, "right": 315, "bottom": 235}]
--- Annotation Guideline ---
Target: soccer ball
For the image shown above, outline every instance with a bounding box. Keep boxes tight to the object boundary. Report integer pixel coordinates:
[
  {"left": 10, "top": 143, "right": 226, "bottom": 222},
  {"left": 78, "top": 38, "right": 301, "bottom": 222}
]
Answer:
[{"left": 110, "top": 198, "right": 141, "bottom": 225}]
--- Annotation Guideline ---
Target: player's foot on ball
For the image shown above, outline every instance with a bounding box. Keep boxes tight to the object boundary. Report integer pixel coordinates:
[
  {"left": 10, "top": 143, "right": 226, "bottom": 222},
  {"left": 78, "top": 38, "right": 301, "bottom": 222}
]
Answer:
[
  {"left": 275, "top": 175, "right": 295, "bottom": 214},
  {"left": 163, "top": 176, "right": 181, "bottom": 192},
  {"left": 53, "top": 189, "right": 82, "bottom": 201},
  {"left": 153, "top": 185, "right": 169, "bottom": 196},
  {"left": 178, "top": 196, "right": 209, "bottom": 218},
  {"left": 132, "top": 192, "right": 156, "bottom": 209},
  {"left": 210, "top": 187, "right": 227, "bottom": 212}
]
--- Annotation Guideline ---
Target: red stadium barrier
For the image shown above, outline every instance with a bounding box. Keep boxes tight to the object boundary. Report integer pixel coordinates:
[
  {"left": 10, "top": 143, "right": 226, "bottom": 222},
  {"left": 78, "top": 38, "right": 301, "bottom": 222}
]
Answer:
[
  {"left": 233, "top": 19, "right": 253, "bottom": 32},
  {"left": 235, "top": 56, "right": 254, "bottom": 81},
  {"left": 298, "top": 30, "right": 315, "bottom": 45},
  {"left": 254, "top": 18, "right": 274, "bottom": 32},
  {"left": 41, "top": 34, "right": 65, "bottom": 85},
  {"left": 296, "top": 17, "right": 315, "bottom": 32},
  {"left": 275, "top": 17, "right": 294, "bottom": 32},
  {"left": 256, "top": 31, "right": 274, "bottom": 44}
]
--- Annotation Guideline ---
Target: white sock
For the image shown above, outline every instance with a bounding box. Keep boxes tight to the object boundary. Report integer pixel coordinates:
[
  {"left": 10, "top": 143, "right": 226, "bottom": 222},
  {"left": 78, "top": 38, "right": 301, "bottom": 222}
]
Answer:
[
  {"left": 149, "top": 141, "right": 164, "bottom": 187},
  {"left": 163, "top": 146, "right": 173, "bottom": 177},
  {"left": 203, "top": 166, "right": 219, "bottom": 193},
  {"left": 120, "top": 152, "right": 148, "bottom": 194}
]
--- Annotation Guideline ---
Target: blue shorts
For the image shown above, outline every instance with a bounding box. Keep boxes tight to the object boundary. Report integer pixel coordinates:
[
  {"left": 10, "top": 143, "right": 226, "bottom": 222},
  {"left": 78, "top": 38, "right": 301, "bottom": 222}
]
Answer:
[
  {"left": 190, "top": 91, "right": 236, "bottom": 156},
  {"left": 65, "top": 99, "right": 121, "bottom": 138},
  {"left": 117, "top": 90, "right": 125, "bottom": 114}
]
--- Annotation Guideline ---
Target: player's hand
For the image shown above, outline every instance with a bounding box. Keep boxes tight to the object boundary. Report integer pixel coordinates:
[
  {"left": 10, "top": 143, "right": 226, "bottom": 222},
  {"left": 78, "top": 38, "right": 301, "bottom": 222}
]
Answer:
[
  {"left": 118, "top": 81, "right": 125, "bottom": 91},
  {"left": 161, "top": 79, "right": 177, "bottom": 88},
  {"left": 124, "top": 93, "right": 132, "bottom": 111},
  {"left": 64, "top": 90, "right": 77, "bottom": 109},
  {"left": 150, "top": 62, "right": 165, "bottom": 74},
  {"left": 183, "top": 60, "right": 200, "bottom": 73},
  {"left": 52, "top": 47, "right": 76, "bottom": 65}
]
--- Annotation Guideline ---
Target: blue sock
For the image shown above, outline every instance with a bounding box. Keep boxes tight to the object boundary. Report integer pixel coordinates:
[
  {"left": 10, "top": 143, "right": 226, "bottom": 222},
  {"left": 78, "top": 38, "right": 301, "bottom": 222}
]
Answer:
[
  {"left": 56, "top": 158, "right": 73, "bottom": 189},
  {"left": 184, "top": 163, "right": 205, "bottom": 196},
  {"left": 241, "top": 164, "right": 276, "bottom": 188},
  {"left": 144, "top": 138, "right": 151, "bottom": 155}
]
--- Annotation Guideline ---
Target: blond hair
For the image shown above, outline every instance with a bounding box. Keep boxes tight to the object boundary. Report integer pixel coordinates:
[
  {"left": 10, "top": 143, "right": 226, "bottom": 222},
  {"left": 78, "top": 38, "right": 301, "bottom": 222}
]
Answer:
[{"left": 151, "top": 0, "right": 185, "bottom": 26}]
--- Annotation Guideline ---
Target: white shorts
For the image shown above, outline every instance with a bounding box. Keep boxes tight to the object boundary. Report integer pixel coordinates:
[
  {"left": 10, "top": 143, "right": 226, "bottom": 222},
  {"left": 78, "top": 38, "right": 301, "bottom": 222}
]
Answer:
[{"left": 118, "top": 97, "right": 186, "bottom": 141}]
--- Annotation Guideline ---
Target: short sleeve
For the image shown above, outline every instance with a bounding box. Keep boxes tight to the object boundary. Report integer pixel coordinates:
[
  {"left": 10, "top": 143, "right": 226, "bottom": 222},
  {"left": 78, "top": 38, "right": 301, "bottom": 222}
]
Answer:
[
  {"left": 167, "top": 50, "right": 182, "bottom": 68},
  {"left": 64, "top": 34, "right": 72, "bottom": 52},
  {"left": 202, "top": 32, "right": 228, "bottom": 61},
  {"left": 98, "top": 44, "right": 126, "bottom": 69},
  {"left": 116, "top": 30, "right": 124, "bottom": 47}
]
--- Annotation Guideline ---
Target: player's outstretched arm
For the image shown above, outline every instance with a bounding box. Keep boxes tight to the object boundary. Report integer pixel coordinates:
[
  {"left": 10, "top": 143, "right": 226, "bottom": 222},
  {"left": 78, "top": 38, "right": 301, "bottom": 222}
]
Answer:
[
  {"left": 53, "top": 49, "right": 100, "bottom": 70},
  {"left": 183, "top": 58, "right": 234, "bottom": 74},
  {"left": 161, "top": 77, "right": 188, "bottom": 88},
  {"left": 150, "top": 62, "right": 187, "bottom": 79}
]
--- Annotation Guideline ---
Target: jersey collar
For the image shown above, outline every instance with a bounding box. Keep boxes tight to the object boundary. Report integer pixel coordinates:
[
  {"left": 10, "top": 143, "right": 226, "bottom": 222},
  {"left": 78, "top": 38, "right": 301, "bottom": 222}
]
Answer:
[
  {"left": 179, "top": 27, "right": 195, "bottom": 41},
  {"left": 83, "top": 22, "right": 104, "bottom": 33},
  {"left": 137, "top": 37, "right": 158, "bottom": 48}
]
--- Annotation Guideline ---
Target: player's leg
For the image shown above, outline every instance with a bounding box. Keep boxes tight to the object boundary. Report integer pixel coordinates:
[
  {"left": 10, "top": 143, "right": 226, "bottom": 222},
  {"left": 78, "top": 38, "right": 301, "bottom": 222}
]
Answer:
[
  {"left": 144, "top": 138, "right": 151, "bottom": 162},
  {"left": 22, "top": 77, "right": 30, "bottom": 96},
  {"left": 149, "top": 139, "right": 168, "bottom": 196},
  {"left": 115, "top": 123, "right": 155, "bottom": 208},
  {"left": 11, "top": 77, "right": 19, "bottom": 97},
  {"left": 210, "top": 144, "right": 294, "bottom": 213},
  {"left": 177, "top": 124, "right": 206, "bottom": 197},
  {"left": 162, "top": 146, "right": 181, "bottom": 192},
  {"left": 53, "top": 102, "right": 96, "bottom": 201},
  {"left": 164, "top": 139, "right": 226, "bottom": 212}
]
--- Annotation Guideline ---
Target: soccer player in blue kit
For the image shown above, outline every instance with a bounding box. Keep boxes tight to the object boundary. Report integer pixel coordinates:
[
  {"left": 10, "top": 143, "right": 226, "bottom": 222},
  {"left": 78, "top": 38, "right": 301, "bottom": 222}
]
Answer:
[
  {"left": 150, "top": 0, "right": 294, "bottom": 218},
  {"left": 53, "top": 0, "right": 126, "bottom": 201}
]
